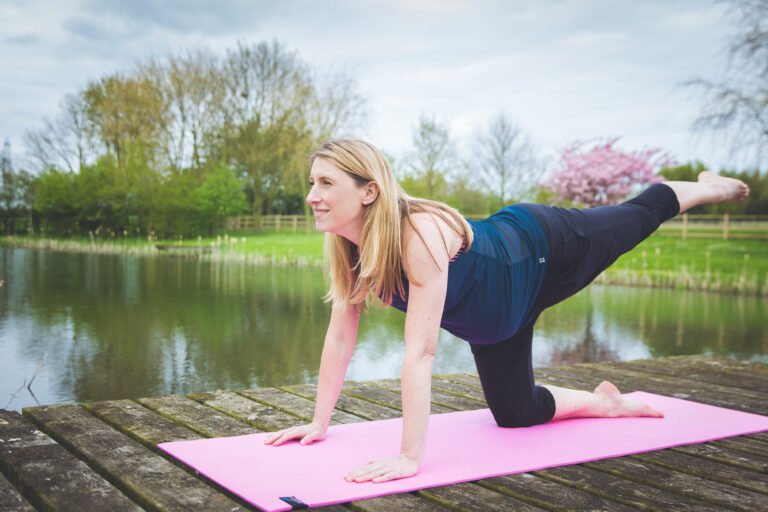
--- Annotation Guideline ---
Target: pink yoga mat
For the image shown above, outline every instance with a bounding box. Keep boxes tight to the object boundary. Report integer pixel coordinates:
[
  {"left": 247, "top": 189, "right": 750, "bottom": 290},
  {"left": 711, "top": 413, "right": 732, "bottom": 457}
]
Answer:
[{"left": 159, "top": 392, "right": 768, "bottom": 511}]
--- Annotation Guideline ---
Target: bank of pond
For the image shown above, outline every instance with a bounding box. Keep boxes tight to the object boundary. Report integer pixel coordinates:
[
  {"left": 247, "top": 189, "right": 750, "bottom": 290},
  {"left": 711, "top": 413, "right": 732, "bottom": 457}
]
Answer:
[
  {"left": 3, "top": 232, "right": 767, "bottom": 296},
  {"left": 1, "top": 247, "right": 765, "bottom": 412}
]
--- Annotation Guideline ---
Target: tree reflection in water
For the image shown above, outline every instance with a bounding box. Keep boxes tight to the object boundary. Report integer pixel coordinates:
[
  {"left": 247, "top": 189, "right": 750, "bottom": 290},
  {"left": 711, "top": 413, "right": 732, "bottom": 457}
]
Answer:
[{"left": 1, "top": 247, "right": 765, "bottom": 412}]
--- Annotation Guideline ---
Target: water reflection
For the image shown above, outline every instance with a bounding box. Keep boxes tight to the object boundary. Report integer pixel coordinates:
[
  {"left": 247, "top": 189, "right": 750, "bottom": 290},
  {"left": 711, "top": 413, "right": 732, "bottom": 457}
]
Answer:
[{"left": 1, "top": 247, "right": 765, "bottom": 412}]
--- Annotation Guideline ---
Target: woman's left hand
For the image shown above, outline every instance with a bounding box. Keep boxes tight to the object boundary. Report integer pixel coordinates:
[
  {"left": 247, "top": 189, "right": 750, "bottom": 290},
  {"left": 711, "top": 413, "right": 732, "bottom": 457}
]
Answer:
[{"left": 345, "top": 454, "right": 419, "bottom": 483}]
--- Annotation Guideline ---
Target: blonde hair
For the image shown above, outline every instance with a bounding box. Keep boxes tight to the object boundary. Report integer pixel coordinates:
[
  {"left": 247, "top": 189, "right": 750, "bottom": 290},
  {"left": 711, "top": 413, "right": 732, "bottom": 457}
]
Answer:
[{"left": 311, "top": 139, "right": 474, "bottom": 310}]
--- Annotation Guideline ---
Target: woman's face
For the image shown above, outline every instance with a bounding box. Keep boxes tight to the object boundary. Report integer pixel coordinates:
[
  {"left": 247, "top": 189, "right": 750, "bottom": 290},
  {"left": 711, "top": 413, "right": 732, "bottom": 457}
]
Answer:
[{"left": 306, "top": 157, "right": 375, "bottom": 243}]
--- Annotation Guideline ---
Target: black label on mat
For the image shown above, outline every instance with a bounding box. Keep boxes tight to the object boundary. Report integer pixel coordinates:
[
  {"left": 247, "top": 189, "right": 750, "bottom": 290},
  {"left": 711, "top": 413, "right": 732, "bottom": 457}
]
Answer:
[{"left": 279, "top": 496, "right": 309, "bottom": 509}]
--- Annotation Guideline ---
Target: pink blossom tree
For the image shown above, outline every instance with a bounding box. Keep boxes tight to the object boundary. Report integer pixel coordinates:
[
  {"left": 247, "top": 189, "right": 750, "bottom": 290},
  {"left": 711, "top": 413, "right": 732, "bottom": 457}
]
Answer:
[{"left": 543, "top": 138, "right": 675, "bottom": 207}]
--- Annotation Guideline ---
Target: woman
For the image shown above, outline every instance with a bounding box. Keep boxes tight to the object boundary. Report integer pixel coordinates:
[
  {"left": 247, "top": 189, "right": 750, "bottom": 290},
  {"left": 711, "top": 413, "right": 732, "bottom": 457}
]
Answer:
[{"left": 264, "top": 139, "right": 750, "bottom": 483}]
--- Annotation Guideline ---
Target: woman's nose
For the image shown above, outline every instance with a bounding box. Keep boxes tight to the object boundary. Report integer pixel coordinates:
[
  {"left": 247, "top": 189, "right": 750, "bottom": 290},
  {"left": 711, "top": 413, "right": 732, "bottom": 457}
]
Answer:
[{"left": 306, "top": 186, "right": 318, "bottom": 204}]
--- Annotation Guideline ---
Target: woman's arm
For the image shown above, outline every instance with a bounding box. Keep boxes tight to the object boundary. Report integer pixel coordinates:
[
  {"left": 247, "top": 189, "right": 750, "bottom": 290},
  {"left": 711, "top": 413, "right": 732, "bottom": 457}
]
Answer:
[
  {"left": 265, "top": 301, "right": 360, "bottom": 445},
  {"left": 346, "top": 215, "right": 450, "bottom": 482},
  {"left": 313, "top": 302, "right": 361, "bottom": 429}
]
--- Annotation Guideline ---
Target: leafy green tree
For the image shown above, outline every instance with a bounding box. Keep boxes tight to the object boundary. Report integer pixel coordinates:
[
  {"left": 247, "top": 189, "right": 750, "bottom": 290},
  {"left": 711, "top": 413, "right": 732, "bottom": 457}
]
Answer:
[
  {"left": 446, "top": 176, "right": 488, "bottom": 215},
  {"left": 193, "top": 166, "right": 248, "bottom": 233},
  {"left": 83, "top": 73, "right": 170, "bottom": 167},
  {"left": 33, "top": 169, "right": 78, "bottom": 234},
  {"left": 23, "top": 39, "right": 368, "bottom": 234}
]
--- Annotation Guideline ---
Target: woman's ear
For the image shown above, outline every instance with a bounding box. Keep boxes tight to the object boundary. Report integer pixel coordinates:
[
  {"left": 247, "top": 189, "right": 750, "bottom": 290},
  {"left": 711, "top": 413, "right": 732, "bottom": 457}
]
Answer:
[{"left": 361, "top": 181, "right": 379, "bottom": 205}]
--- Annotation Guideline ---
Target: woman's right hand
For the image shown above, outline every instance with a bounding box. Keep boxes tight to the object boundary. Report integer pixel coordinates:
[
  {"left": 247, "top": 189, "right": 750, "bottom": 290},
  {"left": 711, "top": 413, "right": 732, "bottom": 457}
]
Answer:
[{"left": 263, "top": 421, "right": 327, "bottom": 446}]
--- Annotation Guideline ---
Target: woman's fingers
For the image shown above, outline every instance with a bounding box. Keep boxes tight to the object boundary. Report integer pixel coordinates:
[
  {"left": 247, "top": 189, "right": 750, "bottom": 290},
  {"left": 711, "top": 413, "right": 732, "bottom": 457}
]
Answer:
[
  {"left": 345, "top": 455, "right": 418, "bottom": 483},
  {"left": 299, "top": 431, "right": 319, "bottom": 445},
  {"left": 346, "top": 460, "right": 390, "bottom": 482},
  {"left": 264, "top": 427, "right": 300, "bottom": 445},
  {"left": 265, "top": 424, "right": 325, "bottom": 446}
]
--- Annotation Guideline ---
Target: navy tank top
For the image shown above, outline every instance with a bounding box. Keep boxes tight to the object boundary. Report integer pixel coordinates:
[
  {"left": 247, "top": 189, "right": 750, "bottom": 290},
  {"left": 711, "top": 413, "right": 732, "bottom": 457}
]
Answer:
[{"left": 389, "top": 205, "right": 549, "bottom": 345}]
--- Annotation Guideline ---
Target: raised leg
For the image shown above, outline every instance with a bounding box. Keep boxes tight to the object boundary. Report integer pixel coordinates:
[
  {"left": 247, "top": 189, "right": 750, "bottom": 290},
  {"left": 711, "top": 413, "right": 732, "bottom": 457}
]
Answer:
[{"left": 664, "top": 171, "right": 750, "bottom": 214}]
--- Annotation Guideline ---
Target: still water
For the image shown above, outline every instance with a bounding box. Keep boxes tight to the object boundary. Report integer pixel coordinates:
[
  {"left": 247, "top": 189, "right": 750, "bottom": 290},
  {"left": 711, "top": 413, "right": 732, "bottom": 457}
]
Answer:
[{"left": 1, "top": 247, "right": 766, "bottom": 412}]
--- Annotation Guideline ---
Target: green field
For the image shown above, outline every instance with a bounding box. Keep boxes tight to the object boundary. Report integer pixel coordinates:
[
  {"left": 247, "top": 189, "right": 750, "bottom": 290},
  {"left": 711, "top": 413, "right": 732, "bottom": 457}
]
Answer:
[
  {"left": 3, "top": 231, "right": 767, "bottom": 295},
  {"left": 598, "top": 234, "right": 768, "bottom": 295}
]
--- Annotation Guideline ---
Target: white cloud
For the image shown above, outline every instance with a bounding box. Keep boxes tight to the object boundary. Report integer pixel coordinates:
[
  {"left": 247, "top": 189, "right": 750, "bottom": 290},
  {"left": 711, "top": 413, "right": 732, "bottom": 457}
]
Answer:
[
  {"left": 561, "top": 31, "right": 628, "bottom": 48},
  {"left": 0, "top": 0, "right": 745, "bottom": 170}
]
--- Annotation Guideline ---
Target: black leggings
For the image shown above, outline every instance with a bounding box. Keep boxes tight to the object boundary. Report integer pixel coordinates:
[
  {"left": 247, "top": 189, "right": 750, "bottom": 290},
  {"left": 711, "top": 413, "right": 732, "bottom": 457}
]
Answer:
[{"left": 470, "top": 184, "right": 681, "bottom": 428}]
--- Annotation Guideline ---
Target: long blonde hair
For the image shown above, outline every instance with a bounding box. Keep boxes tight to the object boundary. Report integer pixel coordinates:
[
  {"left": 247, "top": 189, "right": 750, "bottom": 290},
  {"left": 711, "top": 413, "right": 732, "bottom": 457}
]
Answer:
[{"left": 311, "top": 139, "right": 474, "bottom": 309}]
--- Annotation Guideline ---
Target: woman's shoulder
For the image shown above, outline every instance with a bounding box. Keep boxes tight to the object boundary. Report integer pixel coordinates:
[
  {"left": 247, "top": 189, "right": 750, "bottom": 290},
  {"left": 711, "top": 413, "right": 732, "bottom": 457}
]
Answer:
[{"left": 402, "top": 211, "right": 464, "bottom": 267}]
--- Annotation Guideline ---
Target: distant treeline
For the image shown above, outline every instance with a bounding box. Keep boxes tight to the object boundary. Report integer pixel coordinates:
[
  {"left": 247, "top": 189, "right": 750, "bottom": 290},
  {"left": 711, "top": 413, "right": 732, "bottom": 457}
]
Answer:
[
  {"left": 1, "top": 40, "right": 766, "bottom": 238},
  {"left": 2, "top": 40, "right": 365, "bottom": 237}
]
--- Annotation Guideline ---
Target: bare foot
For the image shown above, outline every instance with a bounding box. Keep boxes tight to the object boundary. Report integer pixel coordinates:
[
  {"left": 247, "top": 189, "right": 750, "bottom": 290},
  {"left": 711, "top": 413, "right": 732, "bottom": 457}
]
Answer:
[
  {"left": 593, "top": 381, "right": 664, "bottom": 418},
  {"left": 698, "top": 171, "right": 750, "bottom": 202}
]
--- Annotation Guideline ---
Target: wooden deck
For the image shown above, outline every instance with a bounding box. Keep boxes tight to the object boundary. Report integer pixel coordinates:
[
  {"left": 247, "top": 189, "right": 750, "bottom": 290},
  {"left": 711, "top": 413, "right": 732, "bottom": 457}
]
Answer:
[{"left": 1, "top": 355, "right": 766, "bottom": 511}]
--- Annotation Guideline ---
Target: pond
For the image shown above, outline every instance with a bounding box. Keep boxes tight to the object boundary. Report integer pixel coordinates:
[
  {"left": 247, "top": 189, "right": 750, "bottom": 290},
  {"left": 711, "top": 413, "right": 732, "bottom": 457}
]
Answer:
[{"left": 1, "top": 247, "right": 766, "bottom": 412}]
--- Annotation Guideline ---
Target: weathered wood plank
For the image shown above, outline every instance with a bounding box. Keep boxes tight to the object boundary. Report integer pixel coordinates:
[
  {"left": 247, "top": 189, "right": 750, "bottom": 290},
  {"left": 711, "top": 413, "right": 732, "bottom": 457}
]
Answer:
[
  {"left": 715, "top": 436, "right": 768, "bottom": 458},
  {"left": 676, "top": 355, "right": 768, "bottom": 374},
  {"left": 538, "top": 464, "right": 725, "bottom": 511},
  {"left": 84, "top": 399, "right": 201, "bottom": 445},
  {"left": 544, "top": 363, "right": 768, "bottom": 414},
  {"left": 615, "top": 356, "right": 768, "bottom": 393},
  {"left": 0, "top": 461, "right": 40, "bottom": 512},
  {"left": 285, "top": 384, "right": 402, "bottom": 421},
  {"left": 633, "top": 448, "right": 767, "bottom": 495},
  {"left": 673, "top": 441, "right": 768, "bottom": 474},
  {"left": 348, "top": 492, "right": 454, "bottom": 511},
  {"left": 369, "top": 379, "right": 486, "bottom": 411},
  {"left": 1, "top": 409, "right": 142, "bottom": 512},
  {"left": 439, "top": 373, "right": 484, "bottom": 389},
  {"left": 479, "top": 472, "right": 636, "bottom": 511},
  {"left": 23, "top": 404, "right": 248, "bottom": 512},
  {"left": 598, "top": 360, "right": 766, "bottom": 402},
  {"left": 341, "top": 381, "right": 455, "bottom": 414},
  {"left": 239, "top": 387, "right": 363, "bottom": 425},
  {"left": 137, "top": 395, "right": 258, "bottom": 438},
  {"left": 419, "top": 482, "right": 545, "bottom": 511},
  {"left": 586, "top": 453, "right": 768, "bottom": 511},
  {"left": 431, "top": 376, "right": 488, "bottom": 403},
  {"left": 187, "top": 390, "right": 297, "bottom": 431}
]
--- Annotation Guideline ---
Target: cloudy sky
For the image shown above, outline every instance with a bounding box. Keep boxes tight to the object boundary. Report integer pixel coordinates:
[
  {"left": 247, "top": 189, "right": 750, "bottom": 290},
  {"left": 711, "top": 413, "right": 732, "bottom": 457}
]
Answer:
[{"left": 0, "top": 0, "right": 742, "bottom": 170}]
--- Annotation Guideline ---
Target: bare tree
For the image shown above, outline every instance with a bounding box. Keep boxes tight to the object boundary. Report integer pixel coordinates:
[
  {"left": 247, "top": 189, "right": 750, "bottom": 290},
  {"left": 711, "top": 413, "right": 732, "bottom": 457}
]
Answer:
[
  {"left": 474, "top": 112, "right": 541, "bottom": 208},
  {"left": 141, "top": 49, "right": 227, "bottom": 170},
  {"left": 24, "top": 92, "right": 94, "bottom": 173},
  {"left": 685, "top": 0, "right": 768, "bottom": 167},
  {"left": 307, "top": 67, "right": 367, "bottom": 140},
  {"left": 409, "top": 115, "right": 455, "bottom": 199}
]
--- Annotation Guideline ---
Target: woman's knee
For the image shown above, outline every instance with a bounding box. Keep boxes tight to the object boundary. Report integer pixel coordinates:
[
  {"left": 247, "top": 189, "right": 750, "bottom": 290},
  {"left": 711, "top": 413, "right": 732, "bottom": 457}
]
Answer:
[
  {"left": 488, "top": 385, "right": 556, "bottom": 428},
  {"left": 493, "top": 412, "right": 541, "bottom": 428}
]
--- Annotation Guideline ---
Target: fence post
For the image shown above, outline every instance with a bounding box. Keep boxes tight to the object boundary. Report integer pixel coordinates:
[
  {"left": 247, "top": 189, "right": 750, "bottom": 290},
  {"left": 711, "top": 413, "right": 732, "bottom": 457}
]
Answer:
[
  {"left": 682, "top": 213, "right": 688, "bottom": 240},
  {"left": 292, "top": 216, "right": 298, "bottom": 233},
  {"left": 275, "top": 216, "right": 281, "bottom": 232},
  {"left": 723, "top": 212, "right": 729, "bottom": 240}
]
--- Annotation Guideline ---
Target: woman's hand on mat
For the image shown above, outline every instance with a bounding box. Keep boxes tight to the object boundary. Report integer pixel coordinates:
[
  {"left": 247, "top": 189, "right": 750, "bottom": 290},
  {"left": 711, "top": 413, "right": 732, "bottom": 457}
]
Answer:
[
  {"left": 345, "top": 454, "right": 419, "bottom": 483},
  {"left": 263, "top": 422, "right": 326, "bottom": 446}
]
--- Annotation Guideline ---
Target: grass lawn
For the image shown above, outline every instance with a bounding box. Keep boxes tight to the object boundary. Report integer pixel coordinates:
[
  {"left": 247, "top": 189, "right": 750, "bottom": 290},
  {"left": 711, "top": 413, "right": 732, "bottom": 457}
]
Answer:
[{"left": 599, "top": 234, "right": 768, "bottom": 295}]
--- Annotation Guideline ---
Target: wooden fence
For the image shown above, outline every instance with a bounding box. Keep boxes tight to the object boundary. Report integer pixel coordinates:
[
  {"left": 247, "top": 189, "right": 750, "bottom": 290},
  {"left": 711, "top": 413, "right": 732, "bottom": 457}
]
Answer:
[
  {"left": 225, "top": 213, "right": 768, "bottom": 239},
  {"left": 225, "top": 215, "right": 314, "bottom": 233},
  {"left": 658, "top": 213, "right": 768, "bottom": 240}
]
